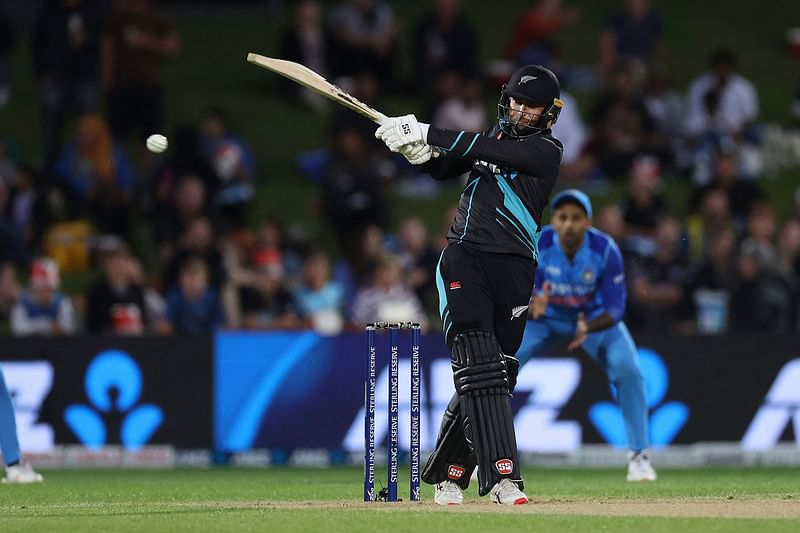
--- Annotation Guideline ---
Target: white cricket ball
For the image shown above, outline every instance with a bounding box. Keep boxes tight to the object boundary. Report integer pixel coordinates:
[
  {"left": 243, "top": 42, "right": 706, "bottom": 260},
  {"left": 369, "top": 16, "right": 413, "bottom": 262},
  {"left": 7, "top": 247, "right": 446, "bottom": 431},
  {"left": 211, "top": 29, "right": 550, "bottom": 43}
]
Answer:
[{"left": 146, "top": 134, "right": 168, "bottom": 153}]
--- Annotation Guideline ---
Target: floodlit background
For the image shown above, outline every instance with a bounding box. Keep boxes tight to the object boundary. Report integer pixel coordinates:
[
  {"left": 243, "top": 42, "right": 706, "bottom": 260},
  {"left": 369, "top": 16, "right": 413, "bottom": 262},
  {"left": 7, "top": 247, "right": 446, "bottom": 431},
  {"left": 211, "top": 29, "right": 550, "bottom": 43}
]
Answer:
[{"left": 0, "top": 0, "right": 799, "bottom": 467}]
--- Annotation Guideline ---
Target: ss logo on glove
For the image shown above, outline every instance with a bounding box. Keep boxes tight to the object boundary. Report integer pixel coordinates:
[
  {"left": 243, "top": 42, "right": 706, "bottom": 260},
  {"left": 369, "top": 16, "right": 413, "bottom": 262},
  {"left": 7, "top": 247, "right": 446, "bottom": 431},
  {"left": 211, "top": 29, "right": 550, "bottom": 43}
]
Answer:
[{"left": 402, "top": 124, "right": 412, "bottom": 135}]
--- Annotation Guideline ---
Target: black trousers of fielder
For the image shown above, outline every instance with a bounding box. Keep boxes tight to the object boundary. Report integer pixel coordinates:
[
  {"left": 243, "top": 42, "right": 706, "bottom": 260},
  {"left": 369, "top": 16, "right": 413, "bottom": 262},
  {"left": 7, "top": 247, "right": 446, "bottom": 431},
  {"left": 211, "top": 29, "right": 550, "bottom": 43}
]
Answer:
[{"left": 423, "top": 243, "right": 536, "bottom": 495}]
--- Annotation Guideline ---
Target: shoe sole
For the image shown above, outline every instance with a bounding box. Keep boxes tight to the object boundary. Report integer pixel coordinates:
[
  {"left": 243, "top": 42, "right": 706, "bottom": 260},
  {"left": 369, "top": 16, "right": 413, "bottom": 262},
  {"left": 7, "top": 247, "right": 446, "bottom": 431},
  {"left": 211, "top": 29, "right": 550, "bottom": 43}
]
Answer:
[
  {"left": 491, "top": 496, "right": 529, "bottom": 505},
  {"left": 627, "top": 476, "right": 657, "bottom": 482},
  {"left": 434, "top": 496, "right": 463, "bottom": 506}
]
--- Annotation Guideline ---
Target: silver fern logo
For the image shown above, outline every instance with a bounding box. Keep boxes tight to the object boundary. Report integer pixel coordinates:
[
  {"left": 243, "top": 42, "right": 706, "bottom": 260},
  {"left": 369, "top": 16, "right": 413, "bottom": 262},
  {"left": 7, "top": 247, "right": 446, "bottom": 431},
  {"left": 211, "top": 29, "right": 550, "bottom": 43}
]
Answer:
[
  {"left": 511, "top": 305, "right": 529, "bottom": 320},
  {"left": 520, "top": 75, "right": 538, "bottom": 84}
]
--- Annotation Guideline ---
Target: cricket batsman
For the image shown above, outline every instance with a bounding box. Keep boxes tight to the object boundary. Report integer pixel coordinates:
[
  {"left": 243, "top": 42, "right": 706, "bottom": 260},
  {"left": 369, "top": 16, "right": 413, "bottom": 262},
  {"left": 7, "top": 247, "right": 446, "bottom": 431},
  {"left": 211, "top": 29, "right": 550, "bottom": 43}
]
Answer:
[{"left": 375, "top": 64, "right": 564, "bottom": 505}]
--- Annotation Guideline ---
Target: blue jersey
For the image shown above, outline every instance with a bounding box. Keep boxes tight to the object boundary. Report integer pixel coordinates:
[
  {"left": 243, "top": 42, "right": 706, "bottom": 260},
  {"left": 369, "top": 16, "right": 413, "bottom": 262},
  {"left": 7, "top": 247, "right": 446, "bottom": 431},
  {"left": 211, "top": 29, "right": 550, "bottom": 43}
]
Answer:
[{"left": 535, "top": 226, "right": 626, "bottom": 323}]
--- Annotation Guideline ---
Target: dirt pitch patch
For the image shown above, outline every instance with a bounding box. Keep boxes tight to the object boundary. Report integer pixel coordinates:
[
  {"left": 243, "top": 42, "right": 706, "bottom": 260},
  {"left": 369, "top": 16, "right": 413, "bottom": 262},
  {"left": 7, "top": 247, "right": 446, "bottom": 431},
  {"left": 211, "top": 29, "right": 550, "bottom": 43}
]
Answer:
[{"left": 202, "top": 498, "right": 800, "bottom": 519}]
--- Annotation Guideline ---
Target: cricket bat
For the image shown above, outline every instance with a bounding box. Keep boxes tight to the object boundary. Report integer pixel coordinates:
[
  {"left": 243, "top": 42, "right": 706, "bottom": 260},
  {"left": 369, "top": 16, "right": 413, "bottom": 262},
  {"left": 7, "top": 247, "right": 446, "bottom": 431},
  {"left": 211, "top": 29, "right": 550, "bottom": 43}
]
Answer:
[{"left": 246, "top": 53, "right": 388, "bottom": 125}]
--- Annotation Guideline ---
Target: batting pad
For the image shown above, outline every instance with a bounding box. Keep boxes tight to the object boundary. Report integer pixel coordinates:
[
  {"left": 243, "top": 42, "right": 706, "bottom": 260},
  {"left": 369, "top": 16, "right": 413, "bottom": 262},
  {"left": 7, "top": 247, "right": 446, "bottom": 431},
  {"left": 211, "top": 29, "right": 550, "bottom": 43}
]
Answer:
[{"left": 451, "top": 329, "right": 521, "bottom": 496}]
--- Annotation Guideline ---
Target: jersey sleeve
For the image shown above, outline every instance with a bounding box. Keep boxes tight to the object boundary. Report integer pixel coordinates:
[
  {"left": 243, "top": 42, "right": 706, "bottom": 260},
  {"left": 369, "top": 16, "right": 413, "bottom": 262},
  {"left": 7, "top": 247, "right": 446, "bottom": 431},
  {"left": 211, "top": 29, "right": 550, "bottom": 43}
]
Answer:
[
  {"left": 599, "top": 239, "right": 627, "bottom": 323},
  {"left": 421, "top": 147, "right": 477, "bottom": 180},
  {"left": 426, "top": 127, "right": 563, "bottom": 178}
]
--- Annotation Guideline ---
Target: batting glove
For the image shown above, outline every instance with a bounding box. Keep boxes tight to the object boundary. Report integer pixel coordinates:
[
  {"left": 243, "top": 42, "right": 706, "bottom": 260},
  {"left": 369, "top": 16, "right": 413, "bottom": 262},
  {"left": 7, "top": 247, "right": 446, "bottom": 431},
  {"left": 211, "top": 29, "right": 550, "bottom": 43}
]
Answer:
[
  {"left": 399, "top": 142, "right": 433, "bottom": 165},
  {"left": 375, "top": 114, "right": 430, "bottom": 152}
]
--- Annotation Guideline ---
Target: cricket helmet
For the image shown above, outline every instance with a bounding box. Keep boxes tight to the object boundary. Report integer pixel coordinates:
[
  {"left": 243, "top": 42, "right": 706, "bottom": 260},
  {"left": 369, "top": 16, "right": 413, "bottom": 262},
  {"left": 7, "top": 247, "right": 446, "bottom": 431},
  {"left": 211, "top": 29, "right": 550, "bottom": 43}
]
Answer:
[{"left": 498, "top": 64, "right": 563, "bottom": 137}]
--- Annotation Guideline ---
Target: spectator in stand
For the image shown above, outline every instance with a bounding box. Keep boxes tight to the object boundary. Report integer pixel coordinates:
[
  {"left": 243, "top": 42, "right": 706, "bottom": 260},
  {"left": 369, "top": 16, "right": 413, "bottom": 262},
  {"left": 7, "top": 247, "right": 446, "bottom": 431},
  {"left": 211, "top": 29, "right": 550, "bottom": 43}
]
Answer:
[
  {"left": 239, "top": 260, "right": 300, "bottom": 330},
  {"left": 328, "top": 0, "right": 398, "bottom": 87},
  {"left": 0, "top": 182, "right": 26, "bottom": 265},
  {"left": 794, "top": 187, "right": 800, "bottom": 222},
  {"left": 588, "top": 61, "right": 667, "bottom": 178},
  {"left": 0, "top": 137, "right": 18, "bottom": 188},
  {"left": 0, "top": 5, "right": 13, "bottom": 108},
  {"left": 791, "top": 82, "right": 800, "bottom": 130},
  {"left": 102, "top": 0, "right": 180, "bottom": 144},
  {"left": 642, "top": 67, "right": 686, "bottom": 172},
  {"left": 620, "top": 156, "right": 670, "bottom": 241},
  {"left": 397, "top": 217, "right": 439, "bottom": 313},
  {"left": 54, "top": 113, "right": 135, "bottom": 235},
  {"left": 0, "top": 261, "right": 20, "bottom": 329},
  {"left": 687, "top": 49, "right": 758, "bottom": 142},
  {"left": 643, "top": 67, "right": 683, "bottom": 140},
  {"left": 730, "top": 239, "right": 795, "bottom": 333},
  {"left": 412, "top": 0, "right": 479, "bottom": 94},
  {"left": 551, "top": 91, "right": 592, "bottom": 181},
  {"left": 431, "top": 77, "right": 487, "bottom": 133},
  {"left": 595, "top": 203, "right": 639, "bottom": 263},
  {"left": 321, "top": 126, "right": 391, "bottom": 249},
  {"left": 684, "top": 228, "right": 738, "bottom": 334},
  {"left": 156, "top": 257, "right": 225, "bottom": 335},
  {"left": 199, "top": 107, "right": 255, "bottom": 231},
  {"left": 333, "top": 224, "right": 385, "bottom": 317},
  {"left": 690, "top": 151, "right": 763, "bottom": 229},
  {"left": 505, "top": 0, "right": 579, "bottom": 73},
  {"left": 735, "top": 205, "right": 799, "bottom": 327},
  {"left": 351, "top": 253, "right": 427, "bottom": 328},
  {"left": 153, "top": 174, "right": 207, "bottom": 265},
  {"left": 778, "top": 219, "right": 800, "bottom": 279},
  {"left": 627, "top": 216, "right": 689, "bottom": 332},
  {"left": 11, "top": 257, "right": 77, "bottom": 336},
  {"left": 777, "top": 219, "right": 800, "bottom": 327},
  {"left": 249, "top": 217, "right": 304, "bottom": 286},
  {"left": 163, "top": 216, "right": 227, "bottom": 292},
  {"left": 277, "top": 0, "right": 332, "bottom": 107},
  {"left": 32, "top": 0, "right": 105, "bottom": 171},
  {"left": 127, "top": 253, "right": 165, "bottom": 333},
  {"left": 599, "top": 0, "right": 664, "bottom": 80},
  {"left": 740, "top": 202, "right": 779, "bottom": 271},
  {"left": 246, "top": 218, "right": 282, "bottom": 271},
  {"left": 686, "top": 49, "right": 759, "bottom": 183},
  {"left": 150, "top": 123, "right": 218, "bottom": 243},
  {"left": 86, "top": 243, "right": 148, "bottom": 335},
  {"left": 685, "top": 188, "right": 734, "bottom": 262},
  {"left": 293, "top": 248, "right": 345, "bottom": 334},
  {"left": 8, "top": 165, "right": 52, "bottom": 256},
  {"left": 595, "top": 204, "right": 625, "bottom": 242}
]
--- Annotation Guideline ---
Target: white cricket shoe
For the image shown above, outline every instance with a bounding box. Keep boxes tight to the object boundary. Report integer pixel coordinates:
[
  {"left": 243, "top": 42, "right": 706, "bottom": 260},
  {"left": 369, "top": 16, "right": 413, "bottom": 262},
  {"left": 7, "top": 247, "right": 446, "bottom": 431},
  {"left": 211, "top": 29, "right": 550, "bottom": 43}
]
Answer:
[
  {"left": 434, "top": 480, "right": 464, "bottom": 506},
  {"left": 627, "top": 451, "right": 657, "bottom": 482},
  {"left": 2, "top": 463, "right": 44, "bottom": 484},
  {"left": 490, "top": 478, "right": 528, "bottom": 505}
]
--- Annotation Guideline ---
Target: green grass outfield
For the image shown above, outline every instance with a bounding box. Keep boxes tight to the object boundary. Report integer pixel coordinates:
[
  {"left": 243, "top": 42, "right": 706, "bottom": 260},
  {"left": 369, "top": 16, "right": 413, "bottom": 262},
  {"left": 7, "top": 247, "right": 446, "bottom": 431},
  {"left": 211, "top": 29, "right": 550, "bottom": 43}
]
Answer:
[{"left": 1, "top": 467, "right": 799, "bottom": 532}]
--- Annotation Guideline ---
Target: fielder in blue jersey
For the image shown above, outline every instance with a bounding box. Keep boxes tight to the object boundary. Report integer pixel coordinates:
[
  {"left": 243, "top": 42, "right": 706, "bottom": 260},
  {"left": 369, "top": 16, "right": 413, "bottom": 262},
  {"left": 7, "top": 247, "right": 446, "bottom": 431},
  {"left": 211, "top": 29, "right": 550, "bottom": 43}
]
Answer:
[
  {"left": 1, "top": 369, "right": 44, "bottom": 483},
  {"left": 516, "top": 189, "right": 656, "bottom": 481}
]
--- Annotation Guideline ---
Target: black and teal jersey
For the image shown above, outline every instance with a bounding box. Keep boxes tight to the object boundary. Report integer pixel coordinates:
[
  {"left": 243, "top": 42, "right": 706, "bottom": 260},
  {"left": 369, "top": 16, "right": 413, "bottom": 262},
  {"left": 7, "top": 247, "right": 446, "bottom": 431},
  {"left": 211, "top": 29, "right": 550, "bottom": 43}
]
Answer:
[{"left": 422, "top": 124, "right": 563, "bottom": 263}]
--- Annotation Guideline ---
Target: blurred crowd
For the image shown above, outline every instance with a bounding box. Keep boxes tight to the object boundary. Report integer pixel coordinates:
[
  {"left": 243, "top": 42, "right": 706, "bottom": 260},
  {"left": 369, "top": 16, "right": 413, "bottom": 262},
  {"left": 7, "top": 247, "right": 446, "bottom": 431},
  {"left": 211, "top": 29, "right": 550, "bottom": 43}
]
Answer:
[{"left": 0, "top": 0, "right": 799, "bottom": 337}]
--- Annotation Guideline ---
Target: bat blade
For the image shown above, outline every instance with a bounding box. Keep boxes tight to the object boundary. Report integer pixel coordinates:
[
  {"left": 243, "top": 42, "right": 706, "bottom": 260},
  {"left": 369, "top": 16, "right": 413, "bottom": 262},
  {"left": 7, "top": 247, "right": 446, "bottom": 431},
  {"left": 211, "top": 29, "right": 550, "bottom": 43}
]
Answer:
[{"left": 246, "top": 53, "right": 386, "bottom": 124}]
